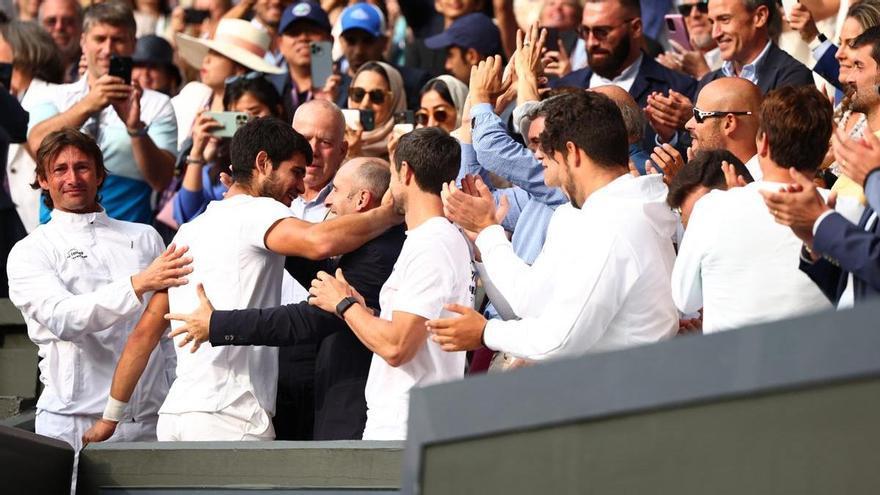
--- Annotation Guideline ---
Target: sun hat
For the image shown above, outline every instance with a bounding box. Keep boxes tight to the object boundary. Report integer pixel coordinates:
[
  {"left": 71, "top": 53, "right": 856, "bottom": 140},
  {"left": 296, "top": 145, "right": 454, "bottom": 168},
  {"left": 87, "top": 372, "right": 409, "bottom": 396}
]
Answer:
[{"left": 175, "top": 18, "right": 285, "bottom": 75}]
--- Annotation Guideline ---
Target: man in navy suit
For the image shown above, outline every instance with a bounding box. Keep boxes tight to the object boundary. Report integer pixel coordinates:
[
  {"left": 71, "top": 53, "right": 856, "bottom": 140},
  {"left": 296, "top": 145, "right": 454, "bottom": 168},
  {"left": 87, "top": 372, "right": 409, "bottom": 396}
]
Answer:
[
  {"left": 760, "top": 28, "right": 880, "bottom": 305},
  {"left": 552, "top": 0, "right": 697, "bottom": 152},
  {"left": 697, "top": 0, "right": 814, "bottom": 94}
]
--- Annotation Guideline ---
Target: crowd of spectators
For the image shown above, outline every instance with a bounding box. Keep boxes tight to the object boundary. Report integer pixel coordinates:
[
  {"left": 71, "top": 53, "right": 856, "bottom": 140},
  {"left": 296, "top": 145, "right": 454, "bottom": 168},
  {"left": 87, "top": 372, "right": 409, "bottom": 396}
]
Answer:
[{"left": 2, "top": 0, "right": 880, "bottom": 488}]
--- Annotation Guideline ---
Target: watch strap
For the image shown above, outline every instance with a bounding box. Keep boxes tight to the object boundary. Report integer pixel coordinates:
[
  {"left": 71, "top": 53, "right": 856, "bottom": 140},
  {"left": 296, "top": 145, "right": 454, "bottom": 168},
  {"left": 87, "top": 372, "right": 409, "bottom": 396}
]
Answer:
[{"left": 335, "top": 296, "right": 358, "bottom": 318}]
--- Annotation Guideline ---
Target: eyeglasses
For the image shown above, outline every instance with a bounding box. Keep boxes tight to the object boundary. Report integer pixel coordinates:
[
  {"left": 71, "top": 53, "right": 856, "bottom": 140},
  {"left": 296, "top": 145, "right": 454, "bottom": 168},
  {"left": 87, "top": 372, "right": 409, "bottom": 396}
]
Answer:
[
  {"left": 224, "top": 71, "right": 264, "bottom": 87},
  {"left": 677, "top": 1, "right": 709, "bottom": 17},
  {"left": 577, "top": 18, "right": 635, "bottom": 41},
  {"left": 415, "top": 108, "right": 451, "bottom": 126},
  {"left": 349, "top": 87, "right": 389, "bottom": 105},
  {"left": 692, "top": 107, "right": 753, "bottom": 123}
]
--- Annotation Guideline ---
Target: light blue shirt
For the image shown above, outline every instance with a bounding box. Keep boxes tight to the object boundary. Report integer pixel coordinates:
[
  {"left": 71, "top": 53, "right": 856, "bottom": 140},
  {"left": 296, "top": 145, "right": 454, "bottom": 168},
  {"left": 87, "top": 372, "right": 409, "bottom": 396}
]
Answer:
[
  {"left": 30, "top": 78, "right": 178, "bottom": 224},
  {"left": 721, "top": 41, "right": 772, "bottom": 85},
  {"left": 462, "top": 103, "right": 568, "bottom": 266}
]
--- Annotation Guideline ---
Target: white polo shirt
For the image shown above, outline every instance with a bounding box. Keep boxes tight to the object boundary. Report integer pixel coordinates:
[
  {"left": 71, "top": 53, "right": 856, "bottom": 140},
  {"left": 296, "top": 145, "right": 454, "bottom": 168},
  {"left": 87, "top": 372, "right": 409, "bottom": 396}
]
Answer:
[
  {"left": 160, "top": 194, "right": 292, "bottom": 417},
  {"left": 7, "top": 209, "right": 173, "bottom": 420},
  {"left": 362, "top": 217, "right": 475, "bottom": 441}
]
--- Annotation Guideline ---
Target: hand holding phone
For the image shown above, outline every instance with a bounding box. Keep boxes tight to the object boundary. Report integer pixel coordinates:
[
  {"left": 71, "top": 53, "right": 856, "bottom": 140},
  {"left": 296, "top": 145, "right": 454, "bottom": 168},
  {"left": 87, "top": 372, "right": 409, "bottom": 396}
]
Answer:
[
  {"left": 109, "top": 55, "right": 133, "bottom": 85},
  {"left": 664, "top": 15, "right": 693, "bottom": 52},
  {"left": 205, "top": 111, "right": 252, "bottom": 138}
]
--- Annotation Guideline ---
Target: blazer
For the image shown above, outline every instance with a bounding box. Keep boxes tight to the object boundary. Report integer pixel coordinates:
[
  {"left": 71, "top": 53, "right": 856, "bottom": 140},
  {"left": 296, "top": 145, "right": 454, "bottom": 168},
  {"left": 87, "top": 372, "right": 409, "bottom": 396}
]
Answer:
[
  {"left": 800, "top": 207, "right": 880, "bottom": 305},
  {"left": 697, "top": 42, "right": 815, "bottom": 94},
  {"left": 553, "top": 54, "right": 698, "bottom": 152},
  {"left": 209, "top": 225, "right": 406, "bottom": 440},
  {"left": 813, "top": 43, "right": 842, "bottom": 90}
]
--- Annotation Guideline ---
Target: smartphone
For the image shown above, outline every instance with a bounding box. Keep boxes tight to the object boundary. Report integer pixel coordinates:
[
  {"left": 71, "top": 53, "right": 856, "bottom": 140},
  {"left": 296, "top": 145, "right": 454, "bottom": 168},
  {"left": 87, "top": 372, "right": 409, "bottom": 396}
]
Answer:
[
  {"left": 394, "top": 110, "right": 415, "bottom": 125},
  {"left": 205, "top": 111, "right": 252, "bottom": 138},
  {"left": 664, "top": 14, "right": 693, "bottom": 51},
  {"left": 341, "top": 109, "right": 376, "bottom": 132},
  {"left": 392, "top": 123, "right": 414, "bottom": 140},
  {"left": 183, "top": 8, "right": 210, "bottom": 25},
  {"left": 109, "top": 55, "right": 132, "bottom": 85},
  {"left": 0, "top": 63, "right": 11, "bottom": 91},
  {"left": 310, "top": 41, "right": 333, "bottom": 89}
]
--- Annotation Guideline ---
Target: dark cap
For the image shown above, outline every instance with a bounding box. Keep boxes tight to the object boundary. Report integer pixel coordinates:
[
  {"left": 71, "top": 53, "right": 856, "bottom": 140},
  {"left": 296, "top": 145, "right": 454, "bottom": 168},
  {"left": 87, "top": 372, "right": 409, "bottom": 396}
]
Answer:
[
  {"left": 132, "top": 35, "right": 181, "bottom": 85},
  {"left": 279, "top": 0, "right": 331, "bottom": 35},
  {"left": 132, "top": 34, "right": 174, "bottom": 66},
  {"left": 424, "top": 13, "right": 502, "bottom": 56}
]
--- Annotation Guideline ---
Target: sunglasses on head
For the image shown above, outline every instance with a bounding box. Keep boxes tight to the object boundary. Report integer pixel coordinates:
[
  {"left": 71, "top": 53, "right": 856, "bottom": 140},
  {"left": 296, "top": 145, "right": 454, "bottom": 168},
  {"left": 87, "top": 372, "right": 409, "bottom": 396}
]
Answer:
[
  {"left": 692, "top": 107, "right": 753, "bottom": 124},
  {"left": 415, "top": 109, "right": 450, "bottom": 126},
  {"left": 677, "top": 1, "right": 709, "bottom": 16},
  {"left": 224, "top": 71, "right": 264, "bottom": 87},
  {"left": 349, "top": 87, "right": 388, "bottom": 105}
]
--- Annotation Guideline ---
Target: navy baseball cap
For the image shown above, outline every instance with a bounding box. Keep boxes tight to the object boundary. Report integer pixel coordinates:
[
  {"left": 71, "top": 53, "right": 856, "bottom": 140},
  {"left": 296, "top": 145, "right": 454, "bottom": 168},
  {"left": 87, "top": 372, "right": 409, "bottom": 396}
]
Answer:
[
  {"left": 424, "top": 13, "right": 502, "bottom": 56},
  {"left": 340, "top": 3, "right": 386, "bottom": 38},
  {"left": 279, "top": 0, "right": 331, "bottom": 35}
]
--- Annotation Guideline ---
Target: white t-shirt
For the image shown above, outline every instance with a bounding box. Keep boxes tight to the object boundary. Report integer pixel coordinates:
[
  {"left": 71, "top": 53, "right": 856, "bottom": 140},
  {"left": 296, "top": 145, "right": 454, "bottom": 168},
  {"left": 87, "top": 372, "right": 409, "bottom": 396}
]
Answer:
[
  {"left": 362, "top": 217, "right": 475, "bottom": 440},
  {"left": 160, "top": 194, "right": 292, "bottom": 418}
]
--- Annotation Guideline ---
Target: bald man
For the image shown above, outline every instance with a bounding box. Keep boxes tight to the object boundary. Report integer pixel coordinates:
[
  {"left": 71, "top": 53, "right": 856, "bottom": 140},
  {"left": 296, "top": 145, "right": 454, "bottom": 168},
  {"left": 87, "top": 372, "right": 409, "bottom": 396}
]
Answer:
[
  {"left": 159, "top": 157, "right": 406, "bottom": 440},
  {"left": 291, "top": 99, "right": 349, "bottom": 222},
  {"left": 592, "top": 85, "right": 653, "bottom": 174},
  {"left": 684, "top": 77, "right": 764, "bottom": 179}
]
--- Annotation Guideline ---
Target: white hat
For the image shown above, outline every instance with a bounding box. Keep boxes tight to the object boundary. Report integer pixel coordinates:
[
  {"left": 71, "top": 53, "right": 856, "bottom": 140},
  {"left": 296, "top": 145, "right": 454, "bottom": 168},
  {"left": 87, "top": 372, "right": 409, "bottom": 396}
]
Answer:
[{"left": 175, "top": 18, "right": 285, "bottom": 75}]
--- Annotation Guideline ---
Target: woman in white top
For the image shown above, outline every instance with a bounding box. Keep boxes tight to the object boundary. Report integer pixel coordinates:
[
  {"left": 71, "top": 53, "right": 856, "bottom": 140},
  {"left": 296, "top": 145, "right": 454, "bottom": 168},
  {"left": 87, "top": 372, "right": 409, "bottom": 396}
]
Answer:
[{"left": 1, "top": 21, "right": 63, "bottom": 233}]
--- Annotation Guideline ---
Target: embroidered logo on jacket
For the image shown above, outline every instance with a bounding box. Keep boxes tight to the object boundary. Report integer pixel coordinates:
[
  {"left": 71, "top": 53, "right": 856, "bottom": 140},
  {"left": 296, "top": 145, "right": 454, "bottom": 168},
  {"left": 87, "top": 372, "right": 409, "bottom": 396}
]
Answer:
[{"left": 66, "top": 249, "right": 88, "bottom": 260}]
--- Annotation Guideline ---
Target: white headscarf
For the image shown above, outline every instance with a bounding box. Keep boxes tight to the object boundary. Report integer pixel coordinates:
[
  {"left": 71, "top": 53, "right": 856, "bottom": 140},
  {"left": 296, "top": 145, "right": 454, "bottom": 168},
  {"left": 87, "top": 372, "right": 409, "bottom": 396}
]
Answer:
[{"left": 424, "top": 75, "right": 470, "bottom": 129}]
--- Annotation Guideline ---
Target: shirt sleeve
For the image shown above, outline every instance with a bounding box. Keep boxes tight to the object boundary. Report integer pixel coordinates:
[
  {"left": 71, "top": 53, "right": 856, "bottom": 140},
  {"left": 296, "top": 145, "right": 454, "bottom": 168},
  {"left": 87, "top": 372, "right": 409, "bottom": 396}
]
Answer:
[
  {"left": 482, "top": 232, "right": 635, "bottom": 360},
  {"left": 146, "top": 96, "right": 178, "bottom": 154},
  {"left": 475, "top": 224, "right": 546, "bottom": 316},
  {"left": 27, "top": 101, "right": 59, "bottom": 133},
  {"left": 242, "top": 198, "right": 294, "bottom": 250},
  {"left": 471, "top": 103, "right": 567, "bottom": 206},
  {"left": 670, "top": 197, "right": 713, "bottom": 314},
  {"left": 7, "top": 239, "right": 144, "bottom": 343}
]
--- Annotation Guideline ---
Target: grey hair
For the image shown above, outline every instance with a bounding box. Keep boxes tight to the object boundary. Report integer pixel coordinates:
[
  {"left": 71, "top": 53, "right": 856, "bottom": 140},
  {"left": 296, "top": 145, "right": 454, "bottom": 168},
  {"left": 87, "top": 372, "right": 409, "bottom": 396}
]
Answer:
[
  {"left": 0, "top": 21, "right": 64, "bottom": 84},
  {"left": 353, "top": 159, "right": 391, "bottom": 200},
  {"left": 82, "top": 0, "right": 136, "bottom": 37},
  {"left": 294, "top": 99, "right": 346, "bottom": 143}
]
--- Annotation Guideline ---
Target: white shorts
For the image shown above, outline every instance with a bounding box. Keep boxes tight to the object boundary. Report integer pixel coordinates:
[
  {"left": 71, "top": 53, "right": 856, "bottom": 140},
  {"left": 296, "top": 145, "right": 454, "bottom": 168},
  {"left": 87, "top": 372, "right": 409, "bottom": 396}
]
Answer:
[{"left": 156, "top": 394, "right": 274, "bottom": 441}]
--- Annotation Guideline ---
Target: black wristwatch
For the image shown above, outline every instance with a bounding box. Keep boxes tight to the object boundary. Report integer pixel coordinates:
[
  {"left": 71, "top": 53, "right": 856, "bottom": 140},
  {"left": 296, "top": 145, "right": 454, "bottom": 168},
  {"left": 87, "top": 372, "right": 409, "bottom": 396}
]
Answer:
[{"left": 335, "top": 296, "right": 359, "bottom": 318}]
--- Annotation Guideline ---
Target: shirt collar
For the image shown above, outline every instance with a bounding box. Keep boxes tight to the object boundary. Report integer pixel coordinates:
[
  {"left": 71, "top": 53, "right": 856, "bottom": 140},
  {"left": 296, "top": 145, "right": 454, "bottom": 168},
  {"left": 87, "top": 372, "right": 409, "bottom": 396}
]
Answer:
[
  {"left": 296, "top": 180, "right": 334, "bottom": 207},
  {"left": 49, "top": 207, "right": 110, "bottom": 226},
  {"left": 593, "top": 54, "right": 643, "bottom": 85},
  {"left": 721, "top": 41, "right": 772, "bottom": 82}
]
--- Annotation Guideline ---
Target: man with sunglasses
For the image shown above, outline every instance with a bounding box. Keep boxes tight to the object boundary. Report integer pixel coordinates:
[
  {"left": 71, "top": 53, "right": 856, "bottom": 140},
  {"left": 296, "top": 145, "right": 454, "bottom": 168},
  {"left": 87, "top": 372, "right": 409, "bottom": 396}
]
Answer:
[
  {"left": 672, "top": 86, "right": 848, "bottom": 333},
  {"left": 38, "top": 0, "right": 82, "bottom": 83},
  {"left": 684, "top": 77, "right": 763, "bottom": 179},
  {"left": 657, "top": 0, "right": 721, "bottom": 80},
  {"left": 553, "top": 0, "right": 697, "bottom": 154}
]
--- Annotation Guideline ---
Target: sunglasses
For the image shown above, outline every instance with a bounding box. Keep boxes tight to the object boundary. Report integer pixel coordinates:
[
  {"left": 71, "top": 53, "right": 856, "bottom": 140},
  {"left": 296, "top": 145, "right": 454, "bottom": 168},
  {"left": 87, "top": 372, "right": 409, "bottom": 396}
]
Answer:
[
  {"left": 349, "top": 87, "right": 389, "bottom": 105},
  {"left": 677, "top": 1, "right": 709, "bottom": 16},
  {"left": 224, "top": 71, "right": 265, "bottom": 87},
  {"left": 577, "top": 18, "right": 635, "bottom": 41},
  {"left": 692, "top": 107, "right": 753, "bottom": 124},
  {"left": 415, "top": 108, "right": 451, "bottom": 126}
]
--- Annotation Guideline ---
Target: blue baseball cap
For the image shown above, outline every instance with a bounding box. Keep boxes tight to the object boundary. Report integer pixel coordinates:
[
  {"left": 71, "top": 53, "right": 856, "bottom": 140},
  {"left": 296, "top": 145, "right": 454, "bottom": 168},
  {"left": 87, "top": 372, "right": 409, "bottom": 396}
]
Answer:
[
  {"left": 340, "top": 3, "right": 386, "bottom": 38},
  {"left": 424, "top": 13, "right": 502, "bottom": 56},
  {"left": 279, "top": 0, "right": 331, "bottom": 35}
]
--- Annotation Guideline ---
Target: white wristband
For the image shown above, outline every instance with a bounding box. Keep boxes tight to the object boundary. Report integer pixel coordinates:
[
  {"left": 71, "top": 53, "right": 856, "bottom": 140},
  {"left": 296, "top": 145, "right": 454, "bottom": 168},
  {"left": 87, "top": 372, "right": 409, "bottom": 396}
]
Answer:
[{"left": 102, "top": 396, "right": 128, "bottom": 422}]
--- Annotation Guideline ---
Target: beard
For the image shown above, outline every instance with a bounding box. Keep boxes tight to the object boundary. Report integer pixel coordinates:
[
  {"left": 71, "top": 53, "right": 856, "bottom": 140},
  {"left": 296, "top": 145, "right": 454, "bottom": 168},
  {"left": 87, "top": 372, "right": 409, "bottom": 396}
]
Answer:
[{"left": 588, "top": 34, "right": 632, "bottom": 80}]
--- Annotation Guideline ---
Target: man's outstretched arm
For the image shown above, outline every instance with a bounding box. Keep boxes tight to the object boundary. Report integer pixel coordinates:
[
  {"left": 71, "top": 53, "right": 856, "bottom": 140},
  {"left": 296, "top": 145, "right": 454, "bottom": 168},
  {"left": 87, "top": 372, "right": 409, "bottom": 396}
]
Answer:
[{"left": 82, "top": 292, "right": 170, "bottom": 445}]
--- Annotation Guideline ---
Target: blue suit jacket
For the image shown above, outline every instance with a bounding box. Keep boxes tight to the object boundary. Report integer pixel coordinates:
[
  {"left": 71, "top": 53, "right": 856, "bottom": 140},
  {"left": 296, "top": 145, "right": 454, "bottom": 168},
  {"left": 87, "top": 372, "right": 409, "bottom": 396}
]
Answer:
[
  {"left": 553, "top": 54, "right": 697, "bottom": 152},
  {"left": 813, "top": 44, "right": 842, "bottom": 90},
  {"left": 697, "top": 42, "right": 815, "bottom": 94},
  {"left": 801, "top": 206, "right": 880, "bottom": 305}
]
